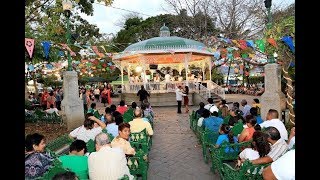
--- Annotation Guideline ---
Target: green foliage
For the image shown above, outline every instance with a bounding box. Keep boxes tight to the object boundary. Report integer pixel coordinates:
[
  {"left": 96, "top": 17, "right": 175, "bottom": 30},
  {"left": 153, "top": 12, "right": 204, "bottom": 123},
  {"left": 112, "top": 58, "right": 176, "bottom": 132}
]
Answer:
[{"left": 247, "top": 76, "right": 264, "bottom": 84}]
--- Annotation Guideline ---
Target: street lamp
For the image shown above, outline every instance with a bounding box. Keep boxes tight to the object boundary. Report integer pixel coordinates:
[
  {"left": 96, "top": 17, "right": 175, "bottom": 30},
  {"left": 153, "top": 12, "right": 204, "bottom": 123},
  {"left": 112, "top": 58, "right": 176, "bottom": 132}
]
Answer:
[
  {"left": 264, "top": 0, "right": 275, "bottom": 63},
  {"left": 62, "top": 0, "right": 73, "bottom": 71}
]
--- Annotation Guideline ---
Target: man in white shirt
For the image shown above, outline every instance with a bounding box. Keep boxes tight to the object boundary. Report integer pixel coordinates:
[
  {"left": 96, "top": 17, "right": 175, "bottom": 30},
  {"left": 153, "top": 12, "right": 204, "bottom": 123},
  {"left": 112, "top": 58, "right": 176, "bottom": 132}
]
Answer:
[
  {"left": 88, "top": 133, "right": 134, "bottom": 180},
  {"left": 262, "top": 149, "right": 295, "bottom": 180},
  {"left": 204, "top": 98, "right": 219, "bottom": 113},
  {"left": 260, "top": 109, "right": 288, "bottom": 141},
  {"left": 129, "top": 108, "right": 153, "bottom": 136},
  {"left": 175, "top": 86, "right": 186, "bottom": 114}
]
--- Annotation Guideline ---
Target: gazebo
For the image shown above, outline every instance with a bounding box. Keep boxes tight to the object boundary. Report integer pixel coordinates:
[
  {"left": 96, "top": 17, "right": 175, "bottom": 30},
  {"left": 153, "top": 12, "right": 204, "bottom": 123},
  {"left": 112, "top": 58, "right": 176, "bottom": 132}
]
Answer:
[
  {"left": 112, "top": 25, "right": 225, "bottom": 105},
  {"left": 113, "top": 24, "right": 218, "bottom": 92}
]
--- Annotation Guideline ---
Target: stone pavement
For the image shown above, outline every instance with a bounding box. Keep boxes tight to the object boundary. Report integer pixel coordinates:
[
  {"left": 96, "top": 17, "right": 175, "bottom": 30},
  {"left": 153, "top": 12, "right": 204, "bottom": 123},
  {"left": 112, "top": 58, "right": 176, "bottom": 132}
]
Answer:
[{"left": 147, "top": 106, "right": 219, "bottom": 180}]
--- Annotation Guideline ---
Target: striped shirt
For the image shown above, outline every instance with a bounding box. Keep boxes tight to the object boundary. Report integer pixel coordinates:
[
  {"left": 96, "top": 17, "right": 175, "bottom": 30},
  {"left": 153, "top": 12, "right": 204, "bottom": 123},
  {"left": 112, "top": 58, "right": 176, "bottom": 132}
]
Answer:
[{"left": 268, "top": 138, "right": 288, "bottom": 161}]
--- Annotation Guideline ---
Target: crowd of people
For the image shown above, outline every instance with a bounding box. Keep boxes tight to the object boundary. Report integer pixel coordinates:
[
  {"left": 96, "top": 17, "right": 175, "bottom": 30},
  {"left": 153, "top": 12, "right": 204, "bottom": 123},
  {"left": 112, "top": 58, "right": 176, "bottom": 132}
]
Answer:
[
  {"left": 193, "top": 97, "right": 295, "bottom": 179},
  {"left": 25, "top": 96, "right": 155, "bottom": 179}
]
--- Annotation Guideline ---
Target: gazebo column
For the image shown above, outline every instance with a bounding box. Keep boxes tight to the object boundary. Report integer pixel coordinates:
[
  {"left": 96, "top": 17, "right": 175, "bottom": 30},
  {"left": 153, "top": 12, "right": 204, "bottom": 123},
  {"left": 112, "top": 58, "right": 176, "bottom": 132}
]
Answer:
[
  {"left": 184, "top": 53, "right": 191, "bottom": 86},
  {"left": 142, "top": 58, "right": 147, "bottom": 89},
  {"left": 202, "top": 61, "right": 205, "bottom": 80},
  {"left": 120, "top": 62, "right": 124, "bottom": 93},
  {"left": 209, "top": 58, "right": 212, "bottom": 82}
]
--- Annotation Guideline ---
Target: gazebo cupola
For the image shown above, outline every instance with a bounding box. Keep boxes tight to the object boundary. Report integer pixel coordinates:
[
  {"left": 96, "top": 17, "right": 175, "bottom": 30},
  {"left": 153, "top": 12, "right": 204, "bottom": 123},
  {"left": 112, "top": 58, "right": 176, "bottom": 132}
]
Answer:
[{"left": 159, "top": 23, "right": 170, "bottom": 37}]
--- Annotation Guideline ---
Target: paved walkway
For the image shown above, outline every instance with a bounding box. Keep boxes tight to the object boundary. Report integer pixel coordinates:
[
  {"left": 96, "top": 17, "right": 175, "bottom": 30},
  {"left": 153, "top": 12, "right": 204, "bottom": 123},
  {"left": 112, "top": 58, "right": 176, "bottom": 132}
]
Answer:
[{"left": 147, "top": 106, "right": 219, "bottom": 180}]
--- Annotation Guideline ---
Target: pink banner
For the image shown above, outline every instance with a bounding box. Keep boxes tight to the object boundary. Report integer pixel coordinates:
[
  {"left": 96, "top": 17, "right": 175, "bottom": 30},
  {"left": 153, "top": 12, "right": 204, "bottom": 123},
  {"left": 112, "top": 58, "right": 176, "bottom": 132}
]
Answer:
[
  {"left": 60, "top": 43, "right": 76, "bottom": 56},
  {"left": 25, "top": 38, "right": 35, "bottom": 58}
]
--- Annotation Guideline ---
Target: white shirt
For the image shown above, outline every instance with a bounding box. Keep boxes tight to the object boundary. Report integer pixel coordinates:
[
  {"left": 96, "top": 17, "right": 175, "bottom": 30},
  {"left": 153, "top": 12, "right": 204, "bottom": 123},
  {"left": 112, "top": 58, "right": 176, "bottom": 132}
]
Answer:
[
  {"left": 197, "top": 117, "right": 204, "bottom": 127},
  {"left": 239, "top": 148, "right": 260, "bottom": 160},
  {"left": 88, "top": 146, "right": 133, "bottom": 180},
  {"left": 288, "top": 136, "right": 295, "bottom": 149},
  {"left": 45, "top": 108, "right": 59, "bottom": 115},
  {"left": 175, "top": 88, "right": 185, "bottom": 101},
  {"left": 165, "top": 74, "right": 171, "bottom": 82},
  {"left": 271, "top": 149, "right": 295, "bottom": 180},
  {"left": 106, "top": 123, "right": 119, "bottom": 138},
  {"left": 94, "top": 89, "right": 100, "bottom": 95},
  {"left": 204, "top": 104, "right": 218, "bottom": 113},
  {"left": 260, "top": 119, "right": 288, "bottom": 140},
  {"left": 69, "top": 125, "right": 102, "bottom": 143}
]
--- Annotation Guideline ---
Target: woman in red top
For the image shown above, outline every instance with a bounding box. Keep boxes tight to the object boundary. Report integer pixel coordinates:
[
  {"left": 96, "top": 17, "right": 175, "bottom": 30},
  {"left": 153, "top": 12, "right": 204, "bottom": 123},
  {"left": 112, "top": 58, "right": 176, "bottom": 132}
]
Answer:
[
  {"left": 106, "top": 85, "right": 112, "bottom": 105},
  {"left": 101, "top": 88, "right": 108, "bottom": 107},
  {"left": 116, "top": 100, "right": 128, "bottom": 115},
  {"left": 238, "top": 114, "right": 261, "bottom": 142}
]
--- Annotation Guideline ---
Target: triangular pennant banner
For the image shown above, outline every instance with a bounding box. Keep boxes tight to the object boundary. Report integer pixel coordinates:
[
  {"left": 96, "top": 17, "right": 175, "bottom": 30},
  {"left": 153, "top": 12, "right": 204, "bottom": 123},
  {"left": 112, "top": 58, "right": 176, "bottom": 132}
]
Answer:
[
  {"left": 25, "top": 38, "right": 35, "bottom": 58},
  {"left": 281, "top": 36, "right": 295, "bottom": 53},
  {"left": 92, "top": 46, "right": 105, "bottom": 58},
  {"left": 246, "top": 40, "right": 255, "bottom": 49},
  {"left": 255, "top": 40, "right": 265, "bottom": 52},
  {"left": 239, "top": 40, "right": 247, "bottom": 50},
  {"left": 42, "top": 41, "right": 51, "bottom": 58},
  {"left": 267, "top": 38, "right": 277, "bottom": 47},
  {"left": 60, "top": 43, "right": 76, "bottom": 56}
]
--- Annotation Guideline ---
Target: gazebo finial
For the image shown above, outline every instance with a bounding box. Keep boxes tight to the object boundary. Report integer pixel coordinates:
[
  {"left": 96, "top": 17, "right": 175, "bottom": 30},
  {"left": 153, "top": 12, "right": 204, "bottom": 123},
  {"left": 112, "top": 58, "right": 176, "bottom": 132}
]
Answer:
[{"left": 160, "top": 23, "right": 170, "bottom": 37}]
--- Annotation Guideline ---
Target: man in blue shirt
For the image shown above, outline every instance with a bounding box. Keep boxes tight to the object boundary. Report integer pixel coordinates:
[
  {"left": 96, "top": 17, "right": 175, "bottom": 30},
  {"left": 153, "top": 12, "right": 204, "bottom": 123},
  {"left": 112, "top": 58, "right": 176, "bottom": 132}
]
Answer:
[{"left": 203, "top": 110, "right": 223, "bottom": 133}]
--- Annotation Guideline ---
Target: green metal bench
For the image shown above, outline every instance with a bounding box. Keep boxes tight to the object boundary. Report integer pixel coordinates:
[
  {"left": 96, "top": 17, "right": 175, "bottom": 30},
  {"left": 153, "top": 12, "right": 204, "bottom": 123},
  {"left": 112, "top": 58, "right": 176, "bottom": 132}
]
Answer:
[
  {"left": 46, "top": 134, "right": 74, "bottom": 156},
  {"left": 210, "top": 141, "right": 252, "bottom": 176},
  {"left": 127, "top": 149, "right": 149, "bottom": 180},
  {"left": 123, "top": 111, "right": 134, "bottom": 123},
  {"left": 36, "top": 158, "right": 69, "bottom": 180},
  {"left": 129, "top": 129, "right": 151, "bottom": 154},
  {"left": 220, "top": 160, "right": 271, "bottom": 180},
  {"left": 200, "top": 128, "right": 219, "bottom": 163}
]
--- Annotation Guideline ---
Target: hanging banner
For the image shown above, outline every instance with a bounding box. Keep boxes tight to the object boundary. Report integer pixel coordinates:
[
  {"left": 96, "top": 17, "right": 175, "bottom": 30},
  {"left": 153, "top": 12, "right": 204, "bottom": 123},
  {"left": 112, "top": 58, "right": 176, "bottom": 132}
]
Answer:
[
  {"left": 25, "top": 38, "right": 35, "bottom": 58},
  {"left": 246, "top": 40, "right": 255, "bottom": 49},
  {"left": 42, "top": 41, "right": 51, "bottom": 59},
  {"left": 239, "top": 40, "right": 247, "bottom": 50},
  {"left": 60, "top": 43, "right": 76, "bottom": 56},
  {"left": 267, "top": 38, "right": 277, "bottom": 48},
  {"left": 92, "top": 46, "right": 105, "bottom": 58},
  {"left": 281, "top": 36, "right": 295, "bottom": 53},
  {"left": 255, "top": 40, "right": 265, "bottom": 52}
]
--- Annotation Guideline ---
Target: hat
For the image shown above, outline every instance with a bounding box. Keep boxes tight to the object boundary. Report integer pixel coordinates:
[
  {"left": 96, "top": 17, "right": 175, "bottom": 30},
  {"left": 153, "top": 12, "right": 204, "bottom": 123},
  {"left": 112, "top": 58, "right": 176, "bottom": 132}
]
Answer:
[{"left": 209, "top": 105, "right": 219, "bottom": 113}]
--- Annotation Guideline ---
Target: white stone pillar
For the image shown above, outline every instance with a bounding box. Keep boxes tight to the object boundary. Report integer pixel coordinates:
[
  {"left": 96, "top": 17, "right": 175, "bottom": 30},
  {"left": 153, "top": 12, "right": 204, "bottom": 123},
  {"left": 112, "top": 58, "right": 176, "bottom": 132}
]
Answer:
[
  {"left": 61, "top": 71, "right": 84, "bottom": 130},
  {"left": 261, "top": 64, "right": 286, "bottom": 121},
  {"left": 209, "top": 58, "right": 212, "bottom": 82},
  {"left": 121, "top": 64, "right": 124, "bottom": 92}
]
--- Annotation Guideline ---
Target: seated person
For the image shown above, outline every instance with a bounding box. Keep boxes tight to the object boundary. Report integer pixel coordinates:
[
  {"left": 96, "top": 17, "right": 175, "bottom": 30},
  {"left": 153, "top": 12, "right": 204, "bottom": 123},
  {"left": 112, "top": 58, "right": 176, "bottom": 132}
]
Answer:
[
  {"left": 69, "top": 113, "right": 107, "bottom": 143},
  {"left": 116, "top": 100, "right": 128, "bottom": 115},
  {"left": 141, "top": 103, "right": 153, "bottom": 122},
  {"left": 237, "top": 131, "right": 271, "bottom": 166},
  {"left": 250, "top": 127, "right": 288, "bottom": 165},
  {"left": 219, "top": 104, "right": 229, "bottom": 119},
  {"left": 195, "top": 102, "right": 206, "bottom": 117},
  {"left": 228, "top": 107, "right": 244, "bottom": 127},
  {"left": 110, "top": 104, "right": 117, "bottom": 114},
  {"left": 203, "top": 110, "right": 223, "bottom": 133},
  {"left": 204, "top": 98, "right": 218, "bottom": 112},
  {"left": 111, "top": 123, "right": 136, "bottom": 155},
  {"left": 87, "top": 103, "right": 101, "bottom": 119},
  {"left": 106, "top": 113, "right": 119, "bottom": 138},
  {"left": 259, "top": 109, "right": 288, "bottom": 141},
  {"left": 238, "top": 115, "right": 261, "bottom": 142},
  {"left": 262, "top": 149, "right": 295, "bottom": 180},
  {"left": 129, "top": 108, "right": 153, "bottom": 136},
  {"left": 25, "top": 133, "right": 54, "bottom": 179},
  {"left": 125, "top": 102, "right": 137, "bottom": 117},
  {"left": 251, "top": 98, "right": 261, "bottom": 115},
  {"left": 288, "top": 127, "right": 295, "bottom": 149},
  {"left": 113, "top": 111, "right": 124, "bottom": 125},
  {"left": 88, "top": 133, "right": 134, "bottom": 180},
  {"left": 59, "top": 140, "right": 89, "bottom": 179},
  {"left": 215, "top": 124, "right": 238, "bottom": 153},
  {"left": 142, "top": 101, "right": 154, "bottom": 122},
  {"left": 250, "top": 107, "right": 263, "bottom": 125},
  {"left": 45, "top": 104, "right": 60, "bottom": 116}
]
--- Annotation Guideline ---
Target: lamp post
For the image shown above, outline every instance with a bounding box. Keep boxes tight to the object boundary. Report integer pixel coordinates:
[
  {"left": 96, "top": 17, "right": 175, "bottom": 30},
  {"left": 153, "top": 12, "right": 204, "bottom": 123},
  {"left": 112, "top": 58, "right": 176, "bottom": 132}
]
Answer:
[
  {"left": 62, "top": 0, "right": 73, "bottom": 71},
  {"left": 264, "top": 0, "right": 275, "bottom": 63}
]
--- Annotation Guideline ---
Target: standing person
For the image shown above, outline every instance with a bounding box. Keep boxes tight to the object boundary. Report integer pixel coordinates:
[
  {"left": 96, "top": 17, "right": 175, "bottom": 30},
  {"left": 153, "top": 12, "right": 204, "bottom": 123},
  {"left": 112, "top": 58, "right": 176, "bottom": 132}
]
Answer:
[
  {"left": 46, "top": 91, "right": 56, "bottom": 109},
  {"left": 106, "top": 85, "right": 112, "bottom": 105},
  {"left": 41, "top": 90, "right": 49, "bottom": 110},
  {"left": 82, "top": 90, "right": 88, "bottom": 114},
  {"left": 94, "top": 87, "right": 100, "bottom": 103},
  {"left": 101, "top": 88, "right": 108, "bottom": 107},
  {"left": 175, "top": 86, "right": 186, "bottom": 114},
  {"left": 183, "top": 86, "right": 189, "bottom": 113},
  {"left": 55, "top": 89, "right": 62, "bottom": 111},
  {"left": 88, "top": 133, "right": 134, "bottom": 180},
  {"left": 137, "top": 85, "right": 150, "bottom": 106}
]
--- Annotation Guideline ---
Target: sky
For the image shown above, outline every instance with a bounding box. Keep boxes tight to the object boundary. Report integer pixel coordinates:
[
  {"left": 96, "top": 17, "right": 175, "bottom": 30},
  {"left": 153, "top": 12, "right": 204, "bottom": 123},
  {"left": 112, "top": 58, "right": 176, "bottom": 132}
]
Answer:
[{"left": 80, "top": 0, "right": 295, "bottom": 35}]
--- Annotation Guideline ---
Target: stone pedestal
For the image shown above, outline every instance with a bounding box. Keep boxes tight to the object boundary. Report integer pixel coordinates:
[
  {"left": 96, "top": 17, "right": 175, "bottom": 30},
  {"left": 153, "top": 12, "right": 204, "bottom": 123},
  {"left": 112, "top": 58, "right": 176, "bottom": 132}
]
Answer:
[
  {"left": 61, "top": 71, "right": 84, "bottom": 130},
  {"left": 261, "top": 64, "right": 286, "bottom": 120}
]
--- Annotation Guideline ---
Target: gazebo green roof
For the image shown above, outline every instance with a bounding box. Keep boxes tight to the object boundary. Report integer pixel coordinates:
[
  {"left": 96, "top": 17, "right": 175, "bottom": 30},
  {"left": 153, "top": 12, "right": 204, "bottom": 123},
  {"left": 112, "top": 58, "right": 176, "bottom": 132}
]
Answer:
[{"left": 124, "top": 36, "right": 206, "bottom": 52}]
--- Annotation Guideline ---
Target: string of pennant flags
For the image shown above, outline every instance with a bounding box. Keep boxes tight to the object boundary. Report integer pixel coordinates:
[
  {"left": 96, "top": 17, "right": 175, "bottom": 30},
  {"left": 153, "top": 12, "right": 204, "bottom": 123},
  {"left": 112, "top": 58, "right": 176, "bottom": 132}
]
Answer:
[{"left": 25, "top": 35, "right": 294, "bottom": 75}]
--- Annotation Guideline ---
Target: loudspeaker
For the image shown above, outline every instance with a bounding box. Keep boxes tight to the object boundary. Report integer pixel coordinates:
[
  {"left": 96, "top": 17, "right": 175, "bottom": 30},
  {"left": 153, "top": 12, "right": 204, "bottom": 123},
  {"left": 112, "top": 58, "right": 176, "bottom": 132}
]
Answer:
[{"left": 149, "top": 64, "right": 158, "bottom": 69}]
